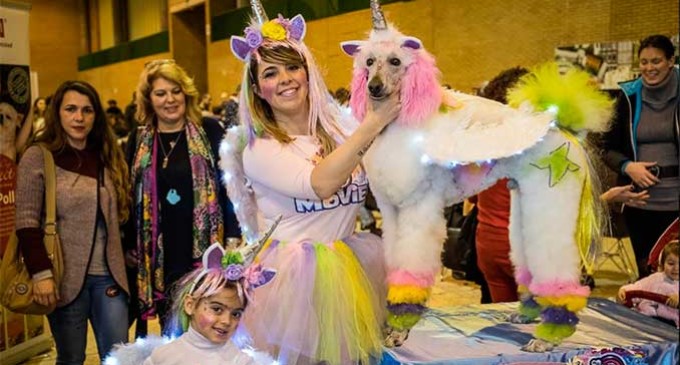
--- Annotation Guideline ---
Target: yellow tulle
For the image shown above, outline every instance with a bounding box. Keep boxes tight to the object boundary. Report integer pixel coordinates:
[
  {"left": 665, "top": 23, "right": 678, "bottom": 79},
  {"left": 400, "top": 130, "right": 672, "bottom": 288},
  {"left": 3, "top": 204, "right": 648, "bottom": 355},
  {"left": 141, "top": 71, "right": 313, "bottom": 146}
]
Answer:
[
  {"left": 387, "top": 285, "right": 431, "bottom": 304},
  {"left": 535, "top": 295, "right": 588, "bottom": 312},
  {"left": 312, "top": 241, "right": 382, "bottom": 364}
]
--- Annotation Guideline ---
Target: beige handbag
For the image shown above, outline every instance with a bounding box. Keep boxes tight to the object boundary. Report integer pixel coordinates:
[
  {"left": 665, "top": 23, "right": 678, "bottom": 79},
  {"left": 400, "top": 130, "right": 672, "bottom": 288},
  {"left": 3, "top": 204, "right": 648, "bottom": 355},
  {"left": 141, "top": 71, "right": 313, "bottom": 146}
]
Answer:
[{"left": 0, "top": 145, "right": 64, "bottom": 315}]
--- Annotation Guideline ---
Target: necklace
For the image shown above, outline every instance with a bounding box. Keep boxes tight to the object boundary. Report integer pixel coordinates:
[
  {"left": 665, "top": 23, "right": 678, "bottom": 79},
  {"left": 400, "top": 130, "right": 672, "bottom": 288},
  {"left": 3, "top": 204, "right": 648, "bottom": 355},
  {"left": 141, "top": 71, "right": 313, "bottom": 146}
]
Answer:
[{"left": 158, "top": 130, "right": 185, "bottom": 169}]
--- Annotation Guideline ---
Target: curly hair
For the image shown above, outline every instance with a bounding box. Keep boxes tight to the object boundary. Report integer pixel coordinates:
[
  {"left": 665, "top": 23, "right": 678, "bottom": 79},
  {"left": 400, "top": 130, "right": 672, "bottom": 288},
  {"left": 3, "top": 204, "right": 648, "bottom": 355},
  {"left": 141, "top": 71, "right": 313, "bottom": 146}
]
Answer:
[
  {"left": 34, "top": 80, "right": 130, "bottom": 222},
  {"left": 135, "top": 60, "right": 202, "bottom": 127},
  {"left": 481, "top": 67, "right": 529, "bottom": 104}
]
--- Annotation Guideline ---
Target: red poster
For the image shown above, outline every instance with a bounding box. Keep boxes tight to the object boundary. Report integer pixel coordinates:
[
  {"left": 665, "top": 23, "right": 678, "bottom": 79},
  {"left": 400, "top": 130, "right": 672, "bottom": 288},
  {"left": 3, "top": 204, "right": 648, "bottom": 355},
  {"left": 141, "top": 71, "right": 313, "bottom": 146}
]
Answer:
[{"left": 0, "top": 155, "right": 16, "bottom": 256}]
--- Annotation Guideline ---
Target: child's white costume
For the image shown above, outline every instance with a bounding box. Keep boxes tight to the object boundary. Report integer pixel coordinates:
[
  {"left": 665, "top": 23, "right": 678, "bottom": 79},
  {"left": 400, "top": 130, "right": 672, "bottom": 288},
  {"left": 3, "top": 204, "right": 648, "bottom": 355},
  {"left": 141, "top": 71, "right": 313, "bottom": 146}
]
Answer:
[
  {"left": 107, "top": 329, "right": 272, "bottom": 365},
  {"left": 341, "top": 0, "right": 613, "bottom": 351}
]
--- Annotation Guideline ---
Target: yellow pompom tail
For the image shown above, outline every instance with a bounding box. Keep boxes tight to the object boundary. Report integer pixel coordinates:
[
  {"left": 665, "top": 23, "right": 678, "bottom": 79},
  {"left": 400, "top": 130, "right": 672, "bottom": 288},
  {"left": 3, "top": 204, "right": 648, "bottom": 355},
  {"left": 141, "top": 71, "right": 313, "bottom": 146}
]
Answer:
[
  {"left": 535, "top": 295, "right": 588, "bottom": 312},
  {"left": 387, "top": 285, "right": 431, "bottom": 304},
  {"left": 507, "top": 63, "right": 613, "bottom": 133}
]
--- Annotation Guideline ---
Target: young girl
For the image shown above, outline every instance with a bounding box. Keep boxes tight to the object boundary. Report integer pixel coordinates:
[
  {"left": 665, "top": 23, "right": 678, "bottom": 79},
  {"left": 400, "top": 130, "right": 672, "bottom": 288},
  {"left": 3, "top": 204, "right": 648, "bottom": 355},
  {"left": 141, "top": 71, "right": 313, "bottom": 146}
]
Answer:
[
  {"left": 618, "top": 240, "right": 679, "bottom": 327},
  {"left": 108, "top": 243, "right": 275, "bottom": 365}
]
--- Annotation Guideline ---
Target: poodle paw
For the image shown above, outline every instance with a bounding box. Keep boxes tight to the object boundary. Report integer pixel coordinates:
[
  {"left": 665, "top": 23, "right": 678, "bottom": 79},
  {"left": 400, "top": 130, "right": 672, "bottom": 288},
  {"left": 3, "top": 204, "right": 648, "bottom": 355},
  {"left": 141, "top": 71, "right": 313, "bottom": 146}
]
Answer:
[
  {"left": 521, "top": 338, "right": 554, "bottom": 352},
  {"left": 383, "top": 327, "right": 410, "bottom": 348},
  {"left": 506, "top": 312, "right": 536, "bottom": 324}
]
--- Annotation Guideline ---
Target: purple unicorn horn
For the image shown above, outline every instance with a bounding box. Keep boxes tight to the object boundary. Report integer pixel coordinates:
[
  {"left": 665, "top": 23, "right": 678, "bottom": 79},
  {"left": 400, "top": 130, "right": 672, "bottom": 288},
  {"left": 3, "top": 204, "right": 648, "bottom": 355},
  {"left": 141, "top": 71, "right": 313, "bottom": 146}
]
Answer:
[
  {"left": 370, "top": 0, "right": 387, "bottom": 30},
  {"left": 250, "top": 0, "right": 269, "bottom": 25}
]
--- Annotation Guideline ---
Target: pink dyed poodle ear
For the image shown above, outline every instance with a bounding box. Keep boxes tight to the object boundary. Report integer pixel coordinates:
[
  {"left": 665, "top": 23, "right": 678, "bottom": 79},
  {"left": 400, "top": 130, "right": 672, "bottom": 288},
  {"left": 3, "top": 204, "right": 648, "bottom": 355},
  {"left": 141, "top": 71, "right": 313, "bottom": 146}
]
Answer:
[
  {"left": 231, "top": 36, "right": 251, "bottom": 62},
  {"left": 401, "top": 36, "right": 422, "bottom": 50},
  {"left": 341, "top": 41, "right": 364, "bottom": 56},
  {"left": 289, "top": 14, "right": 306, "bottom": 41}
]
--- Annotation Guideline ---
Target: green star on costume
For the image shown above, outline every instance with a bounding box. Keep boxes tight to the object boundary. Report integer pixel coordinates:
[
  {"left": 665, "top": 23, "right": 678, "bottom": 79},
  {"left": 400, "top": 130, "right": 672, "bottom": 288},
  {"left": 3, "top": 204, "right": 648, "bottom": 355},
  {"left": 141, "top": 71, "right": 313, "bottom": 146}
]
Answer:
[{"left": 530, "top": 142, "right": 580, "bottom": 187}]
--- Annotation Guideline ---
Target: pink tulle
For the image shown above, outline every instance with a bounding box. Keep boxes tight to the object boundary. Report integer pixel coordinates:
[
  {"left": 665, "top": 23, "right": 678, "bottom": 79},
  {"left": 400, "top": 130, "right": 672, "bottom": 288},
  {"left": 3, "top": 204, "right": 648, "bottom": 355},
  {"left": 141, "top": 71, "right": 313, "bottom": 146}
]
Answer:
[
  {"left": 515, "top": 267, "right": 532, "bottom": 287},
  {"left": 529, "top": 280, "right": 591, "bottom": 298},
  {"left": 242, "top": 233, "right": 385, "bottom": 365},
  {"left": 398, "top": 50, "right": 442, "bottom": 127},
  {"left": 350, "top": 67, "right": 368, "bottom": 123},
  {"left": 387, "top": 269, "right": 435, "bottom": 288}
]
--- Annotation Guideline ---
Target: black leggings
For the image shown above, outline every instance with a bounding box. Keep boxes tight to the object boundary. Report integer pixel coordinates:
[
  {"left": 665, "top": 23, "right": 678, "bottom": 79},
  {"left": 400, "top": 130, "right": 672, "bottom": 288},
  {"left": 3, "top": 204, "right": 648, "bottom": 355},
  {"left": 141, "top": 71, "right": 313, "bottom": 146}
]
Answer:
[{"left": 623, "top": 207, "right": 678, "bottom": 278}]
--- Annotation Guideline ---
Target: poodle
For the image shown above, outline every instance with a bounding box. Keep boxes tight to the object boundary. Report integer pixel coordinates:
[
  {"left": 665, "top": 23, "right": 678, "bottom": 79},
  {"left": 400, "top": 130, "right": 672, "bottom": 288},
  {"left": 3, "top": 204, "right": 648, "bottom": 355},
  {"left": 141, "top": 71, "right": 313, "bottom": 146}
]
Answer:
[{"left": 341, "top": 0, "right": 612, "bottom": 352}]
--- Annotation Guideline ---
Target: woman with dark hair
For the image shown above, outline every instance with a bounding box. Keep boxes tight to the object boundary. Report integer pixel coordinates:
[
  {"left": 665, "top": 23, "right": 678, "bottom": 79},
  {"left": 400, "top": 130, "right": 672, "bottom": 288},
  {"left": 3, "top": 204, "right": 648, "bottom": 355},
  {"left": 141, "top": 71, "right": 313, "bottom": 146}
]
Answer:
[
  {"left": 15, "top": 80, "right": 131, "bottom": 363},
  {"left": 602, "top": 34, "right": 679, "bottom": 278}
]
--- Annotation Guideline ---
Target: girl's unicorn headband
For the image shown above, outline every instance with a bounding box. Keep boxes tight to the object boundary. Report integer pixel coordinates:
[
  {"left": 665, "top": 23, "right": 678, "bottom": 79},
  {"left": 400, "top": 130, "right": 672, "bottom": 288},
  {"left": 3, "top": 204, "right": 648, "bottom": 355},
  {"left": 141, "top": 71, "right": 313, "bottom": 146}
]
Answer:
[
  {"left": 230, "top": 0, "right": 307, "bottom": 62},
  {"left": 188, "top": 216, "right": 281, "bottom": 302}
]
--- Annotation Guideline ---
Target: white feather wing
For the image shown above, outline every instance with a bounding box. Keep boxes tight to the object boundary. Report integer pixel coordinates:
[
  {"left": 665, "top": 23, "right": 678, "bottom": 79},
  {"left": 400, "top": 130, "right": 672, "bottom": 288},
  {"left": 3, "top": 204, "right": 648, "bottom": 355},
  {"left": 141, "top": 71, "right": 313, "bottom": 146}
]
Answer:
[{"left": 422, "top": 93, "right": 552, "bottom": 165}]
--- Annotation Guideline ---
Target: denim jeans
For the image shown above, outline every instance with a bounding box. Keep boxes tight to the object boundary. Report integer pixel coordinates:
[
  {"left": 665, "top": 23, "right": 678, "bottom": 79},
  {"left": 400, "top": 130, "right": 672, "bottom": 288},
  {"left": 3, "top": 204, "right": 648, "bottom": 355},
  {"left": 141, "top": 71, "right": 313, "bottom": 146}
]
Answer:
[{"left": 47, "top": 275, "right": 128, "bottom": 365}]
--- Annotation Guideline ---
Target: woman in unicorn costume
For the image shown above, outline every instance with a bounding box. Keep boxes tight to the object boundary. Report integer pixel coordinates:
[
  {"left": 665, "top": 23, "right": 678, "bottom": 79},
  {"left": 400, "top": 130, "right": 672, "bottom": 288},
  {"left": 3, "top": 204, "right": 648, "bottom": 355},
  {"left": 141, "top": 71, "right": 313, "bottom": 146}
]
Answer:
[
  {"left": 219, "top": 1, "right": 399, "bottom": 364},
  {"left": 105, "top": 236, "right": 277, "bottom": 365},
  {"left": 341, "top": 0, "right": 613, "bottom": 352}
]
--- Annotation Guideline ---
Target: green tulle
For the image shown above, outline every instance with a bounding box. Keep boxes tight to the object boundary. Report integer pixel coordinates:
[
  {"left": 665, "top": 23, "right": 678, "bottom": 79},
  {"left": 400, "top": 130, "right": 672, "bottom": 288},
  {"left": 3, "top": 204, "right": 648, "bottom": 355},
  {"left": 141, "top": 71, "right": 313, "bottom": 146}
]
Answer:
[
  {"left": 387, "top": 312, "right": 422, "bottom": 331},
  {"left": 519, "top": 302, "right": 541, "bottom": 320},
  {"left": 535, "top": 322, "right": 576, "bottom": 344}
]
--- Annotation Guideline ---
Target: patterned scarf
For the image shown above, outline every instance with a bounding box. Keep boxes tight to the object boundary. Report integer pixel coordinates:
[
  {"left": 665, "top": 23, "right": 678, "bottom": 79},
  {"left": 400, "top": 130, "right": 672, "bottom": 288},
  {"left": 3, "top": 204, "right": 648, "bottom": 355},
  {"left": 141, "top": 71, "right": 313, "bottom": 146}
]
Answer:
[{"left": 131, "top": 121, "right": 223, "bottom": 318}]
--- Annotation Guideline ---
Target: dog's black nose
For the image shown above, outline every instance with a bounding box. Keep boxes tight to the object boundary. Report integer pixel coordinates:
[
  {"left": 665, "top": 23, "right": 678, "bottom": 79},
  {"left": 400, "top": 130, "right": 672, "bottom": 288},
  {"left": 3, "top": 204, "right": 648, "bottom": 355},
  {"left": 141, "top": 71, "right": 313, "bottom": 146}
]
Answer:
[{"left": 368, "top": 77, "right": 384, "bottom": 96}]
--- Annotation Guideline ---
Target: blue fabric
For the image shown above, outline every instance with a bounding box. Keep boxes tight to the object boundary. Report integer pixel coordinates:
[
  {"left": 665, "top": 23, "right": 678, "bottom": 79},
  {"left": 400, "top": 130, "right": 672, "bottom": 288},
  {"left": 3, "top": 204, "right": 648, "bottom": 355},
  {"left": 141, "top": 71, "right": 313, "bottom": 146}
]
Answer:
[
  {"left": 47, "top": 275, "right": 129, "bottom": 364},
  {"left": 382, "top": 298, "right": 678, "bottom": 365}
]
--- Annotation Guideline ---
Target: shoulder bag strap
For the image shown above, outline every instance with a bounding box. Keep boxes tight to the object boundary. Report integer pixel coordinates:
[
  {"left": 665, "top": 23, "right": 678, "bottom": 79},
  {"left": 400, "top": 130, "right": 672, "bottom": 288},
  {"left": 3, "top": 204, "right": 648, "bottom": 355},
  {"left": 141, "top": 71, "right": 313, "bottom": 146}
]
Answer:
[{"left": 37, "top": 144, "right": 57, "bottom": 255}]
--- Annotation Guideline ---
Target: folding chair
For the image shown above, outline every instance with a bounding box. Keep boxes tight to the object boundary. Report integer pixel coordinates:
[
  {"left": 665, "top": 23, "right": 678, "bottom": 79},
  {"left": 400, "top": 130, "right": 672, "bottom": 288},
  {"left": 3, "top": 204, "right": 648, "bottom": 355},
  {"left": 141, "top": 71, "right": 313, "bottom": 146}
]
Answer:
[{"left": 596, "top": 209, "right": 638, "bottom": 283}]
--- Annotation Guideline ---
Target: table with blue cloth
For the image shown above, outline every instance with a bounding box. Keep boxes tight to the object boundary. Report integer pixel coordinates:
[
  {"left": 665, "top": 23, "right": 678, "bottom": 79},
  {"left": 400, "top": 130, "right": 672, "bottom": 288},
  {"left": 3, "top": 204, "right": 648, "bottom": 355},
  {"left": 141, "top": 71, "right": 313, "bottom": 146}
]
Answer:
[{"left": 382, "top": 298, "right": 678, "bottom": 365}]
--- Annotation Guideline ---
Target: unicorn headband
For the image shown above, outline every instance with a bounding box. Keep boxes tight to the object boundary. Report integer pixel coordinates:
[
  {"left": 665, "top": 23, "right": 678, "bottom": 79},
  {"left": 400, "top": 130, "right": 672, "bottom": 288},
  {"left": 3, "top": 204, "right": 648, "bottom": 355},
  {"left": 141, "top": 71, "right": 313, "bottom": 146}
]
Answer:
[
  {"left": 228, "top": 0, "right": 346, "bottom": 147},
  {"left": 188, "top": 215, "right": 281, "bottom": 302},
  {"left": 230, "top": 0, "right": 307, "bottom": 62}
]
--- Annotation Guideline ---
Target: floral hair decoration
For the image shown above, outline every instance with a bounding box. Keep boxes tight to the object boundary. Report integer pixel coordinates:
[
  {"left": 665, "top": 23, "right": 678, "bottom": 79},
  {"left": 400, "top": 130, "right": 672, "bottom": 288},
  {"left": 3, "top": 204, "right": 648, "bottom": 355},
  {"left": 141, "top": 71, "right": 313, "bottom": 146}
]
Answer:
[
  {"left": 188, "top": 216, "right": 281, "bottom": 302},
  {"left": 231, "top": 13, "right": 306, "bottom": 62}
]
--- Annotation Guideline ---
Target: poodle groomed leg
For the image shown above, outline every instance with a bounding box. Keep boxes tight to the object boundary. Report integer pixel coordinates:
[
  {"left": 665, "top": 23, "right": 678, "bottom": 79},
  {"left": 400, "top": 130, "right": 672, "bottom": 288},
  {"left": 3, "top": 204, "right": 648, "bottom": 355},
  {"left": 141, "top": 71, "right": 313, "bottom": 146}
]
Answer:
[
  {"left": 506, "top": 184, "right": 541, "bottom": 324},
  {"left": 383, "top": 193, "right": 447, "bottom": 347},
  {"left": 518, "top": 165, "right": 590, "bottom": 352}
]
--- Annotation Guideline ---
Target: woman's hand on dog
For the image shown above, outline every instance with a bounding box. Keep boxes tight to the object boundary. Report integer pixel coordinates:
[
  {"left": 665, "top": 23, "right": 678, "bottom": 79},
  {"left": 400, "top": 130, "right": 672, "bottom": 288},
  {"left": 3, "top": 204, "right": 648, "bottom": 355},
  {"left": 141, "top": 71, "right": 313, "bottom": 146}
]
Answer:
[{"left": 366, "top": 96, "right": 400, "bottom": 130}]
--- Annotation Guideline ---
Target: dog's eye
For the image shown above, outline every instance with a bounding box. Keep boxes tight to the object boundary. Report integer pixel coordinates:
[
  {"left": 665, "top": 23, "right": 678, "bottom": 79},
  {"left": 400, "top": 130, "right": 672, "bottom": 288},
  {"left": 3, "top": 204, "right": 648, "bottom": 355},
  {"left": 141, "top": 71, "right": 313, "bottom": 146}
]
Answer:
[
  {"left": 366, "top": 58, "right": 374, "bottom": 67},
  {"left": 389, "top": 58, "right": 401, "bottom": 66}
]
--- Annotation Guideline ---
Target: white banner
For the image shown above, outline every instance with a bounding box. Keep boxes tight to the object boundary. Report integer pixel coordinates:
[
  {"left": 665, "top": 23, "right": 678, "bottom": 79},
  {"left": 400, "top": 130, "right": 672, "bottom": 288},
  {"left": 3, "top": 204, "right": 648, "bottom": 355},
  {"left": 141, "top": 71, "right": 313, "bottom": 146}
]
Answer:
[
  {"left": 0, "top": 4, "right": 50, "bottom": 365},
  {"left": 0, "top": 4, "right": 30, "bottom": 65}
]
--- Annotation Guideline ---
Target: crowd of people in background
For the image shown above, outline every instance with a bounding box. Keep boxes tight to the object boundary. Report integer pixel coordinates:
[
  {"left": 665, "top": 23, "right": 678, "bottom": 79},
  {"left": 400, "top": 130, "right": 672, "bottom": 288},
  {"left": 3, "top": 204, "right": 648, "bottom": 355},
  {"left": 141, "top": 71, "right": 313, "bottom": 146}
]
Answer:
[{"left": 8, "top": 31, "right": 679, "bottom": 364}]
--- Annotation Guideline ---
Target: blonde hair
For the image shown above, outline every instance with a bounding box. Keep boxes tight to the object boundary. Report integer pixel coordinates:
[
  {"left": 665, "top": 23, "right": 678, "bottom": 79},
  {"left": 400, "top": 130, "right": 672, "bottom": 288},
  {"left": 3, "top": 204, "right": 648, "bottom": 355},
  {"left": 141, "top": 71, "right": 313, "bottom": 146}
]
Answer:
[
  {"left": 35, "top": 81, "right": 130, "bottom": 222},
  {"left": 135, "top": 60, "right": 202, "bottom": 127},
  {"left": 243, "top": 42, "right": 337, "bottom": 156},
  {"left": 661, "top": 240, "right": 679, "bottom": 269}
]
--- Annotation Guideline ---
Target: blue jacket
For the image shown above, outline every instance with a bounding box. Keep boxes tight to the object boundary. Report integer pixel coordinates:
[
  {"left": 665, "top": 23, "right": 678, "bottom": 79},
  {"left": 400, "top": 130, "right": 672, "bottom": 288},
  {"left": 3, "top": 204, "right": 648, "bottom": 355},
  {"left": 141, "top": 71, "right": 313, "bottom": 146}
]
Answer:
[{"left": 602, "top": 68, "right": 680, "bottom": 184}]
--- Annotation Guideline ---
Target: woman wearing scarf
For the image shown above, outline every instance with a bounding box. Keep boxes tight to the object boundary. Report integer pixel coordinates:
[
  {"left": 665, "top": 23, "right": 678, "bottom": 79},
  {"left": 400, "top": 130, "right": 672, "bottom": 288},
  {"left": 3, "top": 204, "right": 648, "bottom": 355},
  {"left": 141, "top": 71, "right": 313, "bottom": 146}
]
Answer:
[{"left": 124, "top": 60, "right": 240, "bottom": 335}]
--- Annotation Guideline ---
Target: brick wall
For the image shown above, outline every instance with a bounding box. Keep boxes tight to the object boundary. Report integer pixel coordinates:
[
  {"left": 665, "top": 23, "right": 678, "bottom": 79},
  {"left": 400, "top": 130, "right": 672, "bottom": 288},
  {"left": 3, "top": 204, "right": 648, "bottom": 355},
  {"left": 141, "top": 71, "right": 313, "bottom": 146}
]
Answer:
[
  {"left": 52, "top": 0, "right": 678, "bottom": 105},
  {"left": 205, "top": 0, "right": 678, "bottom": 98},
  {"left": 29, "top": 0, "right": 82, "bottom": 98}
]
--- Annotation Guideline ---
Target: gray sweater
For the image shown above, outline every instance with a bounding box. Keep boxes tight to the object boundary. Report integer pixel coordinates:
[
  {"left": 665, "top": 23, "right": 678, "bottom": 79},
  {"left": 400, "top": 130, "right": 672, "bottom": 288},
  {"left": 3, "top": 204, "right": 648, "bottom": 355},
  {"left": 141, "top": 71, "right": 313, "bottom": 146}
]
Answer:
[{"left": 15, "top": 145, "right": 129, "bottom": 307}]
